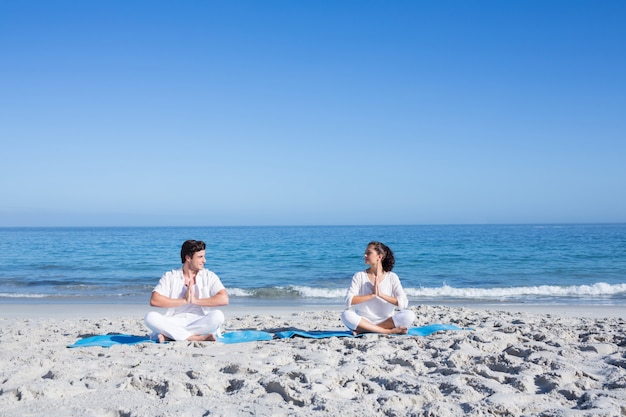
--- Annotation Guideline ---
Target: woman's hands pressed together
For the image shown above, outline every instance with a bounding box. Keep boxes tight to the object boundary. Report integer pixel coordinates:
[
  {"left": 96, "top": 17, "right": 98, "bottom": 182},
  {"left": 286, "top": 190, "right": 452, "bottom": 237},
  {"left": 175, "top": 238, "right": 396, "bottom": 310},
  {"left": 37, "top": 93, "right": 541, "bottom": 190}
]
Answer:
[{"left": 372, "top": 275, "right": 379, "bottom": 296}]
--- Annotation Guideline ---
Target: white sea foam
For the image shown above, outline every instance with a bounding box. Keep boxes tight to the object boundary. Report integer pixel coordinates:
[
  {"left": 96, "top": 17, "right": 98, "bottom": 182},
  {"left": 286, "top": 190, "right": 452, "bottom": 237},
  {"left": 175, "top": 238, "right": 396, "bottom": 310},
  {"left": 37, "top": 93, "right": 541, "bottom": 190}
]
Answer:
[
  {"left": 227, "top": 282, "right": 626, "bottom": 300},
  {"left": 0, "top": 293, "right": 47, "bottom": 298},
  {"left": 291, "top": 286, "right": 346, "bottom": 299},
  {"left": 227, "top": 288, "right": 255, "bottom": 297},
  {"left": 404, "top": 282, "right": 626, "bottom": 299},
  {"left": 227, "top": 286, "right": 346, "bottom": 298},
  {"left": 3, "top": 283, "right": 625, "bottom": 302}
]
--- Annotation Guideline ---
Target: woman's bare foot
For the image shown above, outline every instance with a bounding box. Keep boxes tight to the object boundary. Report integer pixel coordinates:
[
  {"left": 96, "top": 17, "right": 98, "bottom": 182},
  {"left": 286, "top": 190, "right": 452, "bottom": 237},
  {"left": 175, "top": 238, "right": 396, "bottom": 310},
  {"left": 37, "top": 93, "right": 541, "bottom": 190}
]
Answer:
[
  {"left": 387, "top": 327, "right": 408, "bottom": 335},
  {"left": 187, "top": 333, "right": 216, "bottom": 342},
  {"left": 354, "top": 317, "right": 408, "bottom": 335},
  {"left": 157, "top": 334, "right": 173, "bottom": 343},
  {"left": 353, "top": 326, "right": 408, "bottom": 335}
]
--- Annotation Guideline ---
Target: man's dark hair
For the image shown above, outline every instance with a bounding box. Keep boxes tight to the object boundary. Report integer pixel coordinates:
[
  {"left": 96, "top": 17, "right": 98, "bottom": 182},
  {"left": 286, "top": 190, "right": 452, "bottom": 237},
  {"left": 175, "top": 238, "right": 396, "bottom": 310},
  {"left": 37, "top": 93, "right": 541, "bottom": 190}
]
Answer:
[{"left": 180, "top": 240, "right": 206, "bottom": 263}]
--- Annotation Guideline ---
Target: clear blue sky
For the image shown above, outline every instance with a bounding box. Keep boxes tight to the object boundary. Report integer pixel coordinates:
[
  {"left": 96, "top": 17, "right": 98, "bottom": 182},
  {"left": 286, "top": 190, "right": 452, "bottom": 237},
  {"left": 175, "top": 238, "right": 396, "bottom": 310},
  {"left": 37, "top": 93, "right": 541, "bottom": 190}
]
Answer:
[{"left": 1, "top": 1, "right": 624, "bottom": 227}]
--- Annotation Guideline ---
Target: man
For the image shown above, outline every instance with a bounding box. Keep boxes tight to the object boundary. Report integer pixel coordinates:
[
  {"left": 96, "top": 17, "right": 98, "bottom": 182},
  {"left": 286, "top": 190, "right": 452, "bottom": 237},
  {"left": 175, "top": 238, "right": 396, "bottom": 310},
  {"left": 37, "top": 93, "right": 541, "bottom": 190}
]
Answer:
[{"left": 144, "top": 240, "right": 229, "bottom": 343}]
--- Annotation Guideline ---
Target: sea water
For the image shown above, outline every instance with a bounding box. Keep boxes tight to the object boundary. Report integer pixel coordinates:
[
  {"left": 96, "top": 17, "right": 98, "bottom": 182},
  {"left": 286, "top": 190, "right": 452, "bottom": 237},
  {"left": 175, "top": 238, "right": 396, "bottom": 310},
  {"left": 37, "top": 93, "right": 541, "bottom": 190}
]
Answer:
[{"left": 0, "top": 224, "right": 625, "bottom": 306}]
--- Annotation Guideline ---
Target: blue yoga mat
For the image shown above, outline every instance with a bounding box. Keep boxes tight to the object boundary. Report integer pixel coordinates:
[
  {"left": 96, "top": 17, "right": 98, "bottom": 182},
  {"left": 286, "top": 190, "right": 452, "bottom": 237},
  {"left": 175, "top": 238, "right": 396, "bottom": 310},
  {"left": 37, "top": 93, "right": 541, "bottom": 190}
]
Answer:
[
  {"left": 68, "top": 330, "right": 274, "bottom": 348},
  {"left": 274, "top": 324, "right": 465, "bottom": 340},
  {"left": 274, "top": 329, "right": 357, "bottom": 339},
  {"left": 406, "top": 323, "right": 464, "bottom": 336},
  {"left": 68, "top": 325, "right": 465, "bottom": 347},
  {"left": 67, "top": 334, "right": 154, "bottom": 348},
  {"left": 217, "top": 330, "right": 273, "bottom": 344}
]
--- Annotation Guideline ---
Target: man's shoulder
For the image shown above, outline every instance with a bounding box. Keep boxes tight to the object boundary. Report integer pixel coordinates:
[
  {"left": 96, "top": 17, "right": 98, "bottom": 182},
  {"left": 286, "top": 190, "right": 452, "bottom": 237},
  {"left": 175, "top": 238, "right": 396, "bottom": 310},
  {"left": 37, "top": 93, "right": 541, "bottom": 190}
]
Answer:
[
  {"left": 162, "top": 268, "right": 184, "bottom": 278},
  {"left": 198, "top": 269, "right": 218, "bottom": 279}
]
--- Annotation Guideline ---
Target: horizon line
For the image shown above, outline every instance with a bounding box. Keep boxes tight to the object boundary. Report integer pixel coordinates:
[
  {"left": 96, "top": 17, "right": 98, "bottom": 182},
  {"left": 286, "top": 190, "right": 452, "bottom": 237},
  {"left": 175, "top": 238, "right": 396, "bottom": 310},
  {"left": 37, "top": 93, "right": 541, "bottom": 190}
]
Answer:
[{"left": 1, "top": 222, "right": 625, "bottom": 229}]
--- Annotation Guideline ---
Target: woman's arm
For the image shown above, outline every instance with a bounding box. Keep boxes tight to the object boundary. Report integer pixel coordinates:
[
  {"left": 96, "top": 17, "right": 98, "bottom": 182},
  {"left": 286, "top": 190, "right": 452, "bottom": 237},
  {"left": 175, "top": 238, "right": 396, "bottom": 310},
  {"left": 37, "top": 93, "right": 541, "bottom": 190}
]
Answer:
[
  {"left": 388, "top": 274, "right": 408, "bottom": 309},
  {"left": 372, "top": 273, "right": 407, "bottom": 307},
  {"left": 350, "top": 293, "right": 377, "bottom": 305},
  {"left": 345, "top": 272, "right": 374, "bottom": 306},
  {"left": 375, "top": 290, "right": 399, "bottom": 306}
]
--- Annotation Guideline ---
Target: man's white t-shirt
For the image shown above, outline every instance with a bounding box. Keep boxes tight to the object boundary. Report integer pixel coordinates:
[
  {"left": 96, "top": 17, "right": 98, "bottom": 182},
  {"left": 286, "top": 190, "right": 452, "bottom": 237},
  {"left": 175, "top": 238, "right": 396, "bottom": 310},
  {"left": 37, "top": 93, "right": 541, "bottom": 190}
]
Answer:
[{"left": 153, "top": 268, "right": 226, "bottom": 317}]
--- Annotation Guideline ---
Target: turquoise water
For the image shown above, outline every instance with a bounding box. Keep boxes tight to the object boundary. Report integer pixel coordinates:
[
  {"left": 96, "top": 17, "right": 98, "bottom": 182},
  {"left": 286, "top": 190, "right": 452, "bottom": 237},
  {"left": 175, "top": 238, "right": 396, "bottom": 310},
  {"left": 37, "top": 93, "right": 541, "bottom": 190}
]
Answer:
[{"left": 0, "top": 224, "right": 625, "bottom": 306}]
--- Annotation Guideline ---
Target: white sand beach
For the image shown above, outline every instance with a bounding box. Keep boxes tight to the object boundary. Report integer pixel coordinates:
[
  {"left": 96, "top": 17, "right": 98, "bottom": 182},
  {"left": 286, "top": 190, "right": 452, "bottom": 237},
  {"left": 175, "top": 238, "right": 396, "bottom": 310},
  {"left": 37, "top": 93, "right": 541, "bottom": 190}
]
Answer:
[{"left": 1, "top": 303, "right": 625, "bottom": 417}]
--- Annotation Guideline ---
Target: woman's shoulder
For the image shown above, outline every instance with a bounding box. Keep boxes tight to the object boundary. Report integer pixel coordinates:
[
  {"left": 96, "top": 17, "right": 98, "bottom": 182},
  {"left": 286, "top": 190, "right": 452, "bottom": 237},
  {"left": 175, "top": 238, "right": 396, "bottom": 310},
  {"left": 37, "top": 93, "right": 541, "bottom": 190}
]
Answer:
[
  {"left": 352, "top": 270, "right": 372, "bottom": 282},
  {"left": 387, "top": 271, "right": 400, "bottom": 280}
]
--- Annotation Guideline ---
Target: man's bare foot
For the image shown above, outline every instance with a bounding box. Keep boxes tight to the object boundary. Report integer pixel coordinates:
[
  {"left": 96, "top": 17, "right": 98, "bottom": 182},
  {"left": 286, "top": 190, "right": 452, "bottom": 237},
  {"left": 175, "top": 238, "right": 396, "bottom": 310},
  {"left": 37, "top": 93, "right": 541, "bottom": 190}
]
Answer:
[
  {"left": 187, "top": 333, "right": 217, "bottom": 342},
  {"left": 157, "top": 334, "right": 173, "bottom": 343}
]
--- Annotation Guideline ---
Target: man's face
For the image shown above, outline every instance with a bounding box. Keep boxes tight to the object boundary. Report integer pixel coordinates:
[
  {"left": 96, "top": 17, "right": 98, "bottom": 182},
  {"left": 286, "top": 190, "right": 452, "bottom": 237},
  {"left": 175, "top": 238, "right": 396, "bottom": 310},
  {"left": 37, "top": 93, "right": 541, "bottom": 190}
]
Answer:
[{"left": 187, "top": 250, "right": 206, "bottom": 271}]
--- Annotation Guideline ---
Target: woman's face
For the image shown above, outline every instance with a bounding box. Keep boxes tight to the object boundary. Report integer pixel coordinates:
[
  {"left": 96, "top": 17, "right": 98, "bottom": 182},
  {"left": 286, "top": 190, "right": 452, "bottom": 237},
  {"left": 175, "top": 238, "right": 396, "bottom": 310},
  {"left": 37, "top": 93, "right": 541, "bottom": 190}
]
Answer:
[{"left": 364, "top": 245, "right": 382, "bottom": 265}]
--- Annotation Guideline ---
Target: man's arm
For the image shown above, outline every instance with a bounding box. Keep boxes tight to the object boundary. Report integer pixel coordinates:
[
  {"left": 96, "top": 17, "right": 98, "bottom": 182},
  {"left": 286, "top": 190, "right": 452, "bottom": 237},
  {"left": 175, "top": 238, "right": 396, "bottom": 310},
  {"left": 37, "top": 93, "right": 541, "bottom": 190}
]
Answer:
[
  {"left": 191, "top": 289, "right": 229, "bottom": 307},
  {"left": 149, "top": 291, "right": 188, "bottom": 308}
]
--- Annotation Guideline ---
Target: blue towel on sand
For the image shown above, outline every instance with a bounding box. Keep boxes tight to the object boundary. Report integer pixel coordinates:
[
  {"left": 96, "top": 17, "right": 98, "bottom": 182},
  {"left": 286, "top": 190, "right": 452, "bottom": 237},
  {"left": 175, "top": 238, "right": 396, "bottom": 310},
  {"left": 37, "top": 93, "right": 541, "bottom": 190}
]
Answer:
[
  {"left": 274, "top": 330, "right": 356, "bottom": 339},
  {"left": 407, "top": 323, "right": 464, "bottom": 336},
  {"left": 217, "top": 330, "right": 273, "bottom": 344},
  {"left": 274, "top": 324, "right": 465, "bottom": 339},
  {"left": 68, "top": 330, "right": 274, "bottom": 348},
  {"left": 68, "top": 325, "right": 465, "bottom": 347},
  {"left": 67, "top": 334, "right": 154, "bottom": 348}
]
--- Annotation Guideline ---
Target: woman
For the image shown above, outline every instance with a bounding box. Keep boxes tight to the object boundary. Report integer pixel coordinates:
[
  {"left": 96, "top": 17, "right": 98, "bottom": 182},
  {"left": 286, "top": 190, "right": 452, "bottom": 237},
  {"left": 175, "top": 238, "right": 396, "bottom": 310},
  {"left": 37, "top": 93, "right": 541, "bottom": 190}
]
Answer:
[{"left": 341, "top": 241, "right": 415, "bottom": 334}]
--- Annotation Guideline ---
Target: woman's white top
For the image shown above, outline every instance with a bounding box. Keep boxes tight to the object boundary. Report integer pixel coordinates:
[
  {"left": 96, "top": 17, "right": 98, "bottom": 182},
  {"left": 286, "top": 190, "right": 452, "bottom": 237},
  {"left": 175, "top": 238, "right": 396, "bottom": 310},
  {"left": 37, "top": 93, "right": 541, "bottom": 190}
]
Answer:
[{"left": 344, "top": 270, "right": 409, "bottom": 322}]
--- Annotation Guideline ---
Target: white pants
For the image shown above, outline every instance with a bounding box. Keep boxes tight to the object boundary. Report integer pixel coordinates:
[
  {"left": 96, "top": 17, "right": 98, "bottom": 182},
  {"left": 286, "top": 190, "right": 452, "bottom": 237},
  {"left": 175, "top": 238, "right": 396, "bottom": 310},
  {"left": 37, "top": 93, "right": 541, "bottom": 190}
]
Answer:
[
  {"left": 341, "top": 309, "right": 416, "bottom": 331},
  {"left": 144, "top": 310, "right": 224, "bottom": 341}
]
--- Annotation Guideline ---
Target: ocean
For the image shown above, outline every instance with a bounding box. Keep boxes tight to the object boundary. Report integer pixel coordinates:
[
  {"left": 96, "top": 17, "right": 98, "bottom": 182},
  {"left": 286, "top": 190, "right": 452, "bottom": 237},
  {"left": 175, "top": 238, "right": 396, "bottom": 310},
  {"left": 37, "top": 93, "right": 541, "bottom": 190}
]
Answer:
[{"left": 0, "top": 224, "right": 625, "bottom": 307}]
